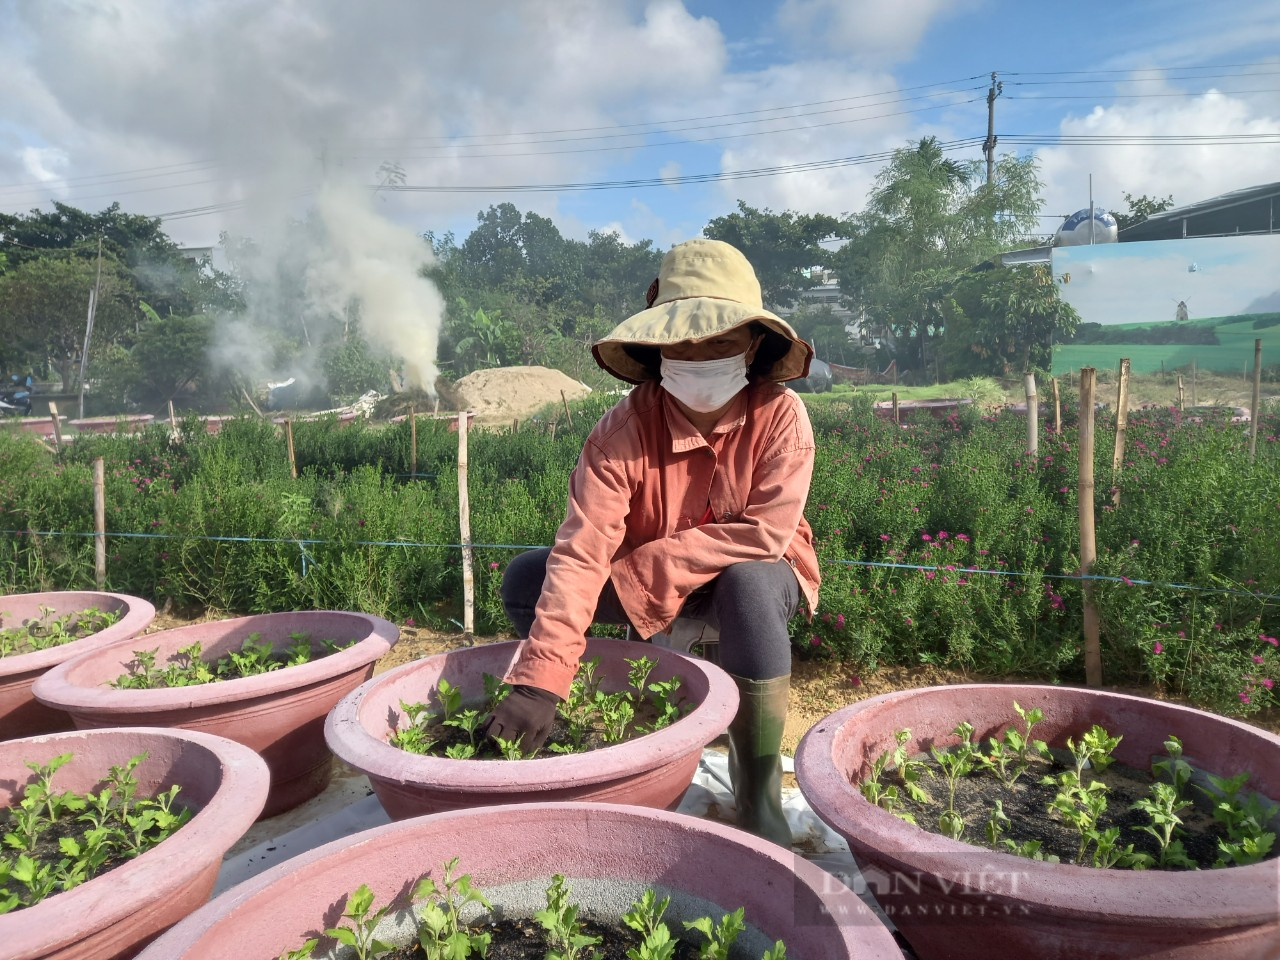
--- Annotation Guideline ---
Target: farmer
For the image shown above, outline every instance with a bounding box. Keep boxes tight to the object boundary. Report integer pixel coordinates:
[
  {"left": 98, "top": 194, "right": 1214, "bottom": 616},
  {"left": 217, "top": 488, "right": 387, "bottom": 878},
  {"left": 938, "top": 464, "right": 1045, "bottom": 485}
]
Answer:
[{"left": 481, "top": 238, "right": 820, "bottom": 846}]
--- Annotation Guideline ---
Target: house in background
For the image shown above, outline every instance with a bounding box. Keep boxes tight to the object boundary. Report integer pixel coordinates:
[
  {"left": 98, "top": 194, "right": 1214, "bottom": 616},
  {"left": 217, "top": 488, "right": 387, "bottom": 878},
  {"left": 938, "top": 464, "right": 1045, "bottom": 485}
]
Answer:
[{"left": 1115, "top": 181, "right": 1280, "bottom": 242}]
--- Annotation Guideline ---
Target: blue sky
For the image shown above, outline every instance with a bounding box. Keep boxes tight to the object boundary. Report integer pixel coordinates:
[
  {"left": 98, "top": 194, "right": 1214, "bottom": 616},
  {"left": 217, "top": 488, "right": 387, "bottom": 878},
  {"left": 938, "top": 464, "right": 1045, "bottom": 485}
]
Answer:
[{"left": 1, "top": 0, "right": 1277, "bottom": 252}]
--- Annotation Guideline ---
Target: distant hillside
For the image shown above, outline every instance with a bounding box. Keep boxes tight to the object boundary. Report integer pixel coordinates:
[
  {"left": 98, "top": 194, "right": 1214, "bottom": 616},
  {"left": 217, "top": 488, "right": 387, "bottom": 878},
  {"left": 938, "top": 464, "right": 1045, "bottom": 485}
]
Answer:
[{"left": 1245, "top": 290, "right": 1280, "bottom": 314}]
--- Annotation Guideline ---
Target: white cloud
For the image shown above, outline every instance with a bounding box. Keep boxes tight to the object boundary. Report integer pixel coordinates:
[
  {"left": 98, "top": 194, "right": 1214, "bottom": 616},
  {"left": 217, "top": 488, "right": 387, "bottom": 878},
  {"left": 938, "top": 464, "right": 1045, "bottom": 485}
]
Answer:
[
  {"left": 776, "top": 0, "right": 978, "bottom": 63},
  {"left": 707, "top": 59, "right": 960, "bottom": 219},
  {"left": 1035, "top": 87, "right": 1280, "bottom": 218},
  {"left": 20, "top": 146, "right": 68, "bottom": 187},
  {"left": 659, "top": 160, "right": 682, "bottom": 184}
]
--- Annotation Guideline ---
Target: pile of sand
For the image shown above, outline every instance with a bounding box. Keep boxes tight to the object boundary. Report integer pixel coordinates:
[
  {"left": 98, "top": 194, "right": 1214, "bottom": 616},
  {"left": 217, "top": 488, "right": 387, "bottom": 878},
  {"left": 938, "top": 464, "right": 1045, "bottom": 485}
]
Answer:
[{"left": 453, "top": 366, "right": 592, "bottom": 422}]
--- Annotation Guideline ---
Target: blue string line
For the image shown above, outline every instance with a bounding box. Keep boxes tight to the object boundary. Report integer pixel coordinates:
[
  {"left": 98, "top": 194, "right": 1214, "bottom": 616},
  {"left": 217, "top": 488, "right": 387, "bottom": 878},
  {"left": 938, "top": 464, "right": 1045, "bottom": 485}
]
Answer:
[{"left": 2, "top": 528, "right": 1277, "bottom": 601}]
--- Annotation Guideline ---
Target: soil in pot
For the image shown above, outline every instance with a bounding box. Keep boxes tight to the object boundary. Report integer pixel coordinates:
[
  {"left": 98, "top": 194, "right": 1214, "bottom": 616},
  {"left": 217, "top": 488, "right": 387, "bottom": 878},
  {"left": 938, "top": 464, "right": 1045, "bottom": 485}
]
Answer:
[
  {"left": 0, "top": 607, "right": 121, "bottom": 658},
  {"left": 111, "top": 632, "right": 352, "bottom": 688},
  {"left": 0, "top": 749, "right": 193, "bottom": 912},
  {"left": 391, "top": 656, "right": 687, "bottom": 760},
  {"left": 867, "top": 710, "right": 1280, "bottom": 871},
  {"left": 280, "top": 867, "right": 786, "bottom": 960}
]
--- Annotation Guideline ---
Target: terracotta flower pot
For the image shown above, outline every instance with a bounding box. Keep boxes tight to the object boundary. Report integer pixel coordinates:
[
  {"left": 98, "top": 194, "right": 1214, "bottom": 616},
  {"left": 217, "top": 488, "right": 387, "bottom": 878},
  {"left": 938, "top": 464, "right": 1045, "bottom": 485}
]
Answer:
[
  {"left": 4, "top": 415, "right": 67, "bottom": 439},
  {"left": 794, "top": 683, "right": 1280, "bottom": 960},
  {"left": 137, "top": 801, "right": 901, "bottom": 960},
  {"left": 1, "top": 591, "right": 156, "bottom": 740},
  {"left": 0, "top": 726, "right": 269, "bottom": 960},
  {"left": 326, "top": 636, "right": 739, "bottom": 818},
  {"left": 68, "top": 414, "right": 155, "bottom": 434},
  {"left": 31, "top": 610, "right": 398, "bottom": 818}
]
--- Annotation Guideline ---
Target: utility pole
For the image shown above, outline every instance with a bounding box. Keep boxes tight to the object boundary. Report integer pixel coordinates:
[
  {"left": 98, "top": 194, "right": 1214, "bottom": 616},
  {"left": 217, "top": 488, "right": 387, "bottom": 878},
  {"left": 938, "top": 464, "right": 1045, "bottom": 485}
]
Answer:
[{"left": 983, "top": 72, "right": 1003, "bottom": 185}]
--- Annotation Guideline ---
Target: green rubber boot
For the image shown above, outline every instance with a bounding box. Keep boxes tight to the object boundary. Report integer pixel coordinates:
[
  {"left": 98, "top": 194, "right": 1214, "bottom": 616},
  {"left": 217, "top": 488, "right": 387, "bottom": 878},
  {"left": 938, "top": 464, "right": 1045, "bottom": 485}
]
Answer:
[{"left": 726, "top": 674, "right": 792, "bottom": 848}]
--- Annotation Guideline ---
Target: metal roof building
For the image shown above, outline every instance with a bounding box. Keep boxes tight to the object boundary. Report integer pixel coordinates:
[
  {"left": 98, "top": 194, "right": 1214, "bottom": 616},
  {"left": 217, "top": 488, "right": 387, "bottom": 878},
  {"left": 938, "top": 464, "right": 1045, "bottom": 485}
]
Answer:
[{"left": 1115, "top": 181, "right": 1280, "bottom": 242}]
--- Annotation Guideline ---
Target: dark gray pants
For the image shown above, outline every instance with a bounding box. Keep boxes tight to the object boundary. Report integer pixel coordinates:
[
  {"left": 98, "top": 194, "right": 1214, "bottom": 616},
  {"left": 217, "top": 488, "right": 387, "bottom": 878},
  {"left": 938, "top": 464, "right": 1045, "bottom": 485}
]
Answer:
[{"left": 500, "top": 547, "right": 799, "bottom": 680}]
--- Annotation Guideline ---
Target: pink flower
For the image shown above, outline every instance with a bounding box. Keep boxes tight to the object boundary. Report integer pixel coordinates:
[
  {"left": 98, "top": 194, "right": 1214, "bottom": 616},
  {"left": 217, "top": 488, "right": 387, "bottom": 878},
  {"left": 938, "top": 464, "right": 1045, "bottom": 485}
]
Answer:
[
  {"left": 925, "top": 571, "right": 936, "bottom": 580},
  {"left": 1120, "top": 576, "right": 1134, "bottom": 586},
  {"left": 879, "top": 533, "right": 891, "bottom": 541},
  {"left": 1264, "top": 679, "right": 1275, "bottom": 690},
  {"left": 1262, "top": 635, "right": 1279, "bottom": 646},
  {"left": 921, "top": 533, "right": 932, "bottom": 542},
  {"left": 1239, "top": 692, "right": 1251, "bottom": 704},
  {"left": 1153, "top": 641, "right": 1163, "bottom": 654},
  {"left": 1254, "top": 655, "right": 1265, "bottom": 665},
  {"left": 489, "top": 561, "right": 500, "bottom": 569},
  {"left": 835, "top": 614, "right": 846, "bottom": 629},
  {"left": 937, "top": 531, "right": 949, "bottom": 540},
  {"left": 405, "top": 617, "right": 416, "bottom": 627},
  {"left": 849, "top": 674, "right": 862, "bottom": 687},
  {"left": 810, "top": 634, "right": 822, "bottom": 646},
  {"left": 904, "top": 616, "right": 913, "bottom": 625}
]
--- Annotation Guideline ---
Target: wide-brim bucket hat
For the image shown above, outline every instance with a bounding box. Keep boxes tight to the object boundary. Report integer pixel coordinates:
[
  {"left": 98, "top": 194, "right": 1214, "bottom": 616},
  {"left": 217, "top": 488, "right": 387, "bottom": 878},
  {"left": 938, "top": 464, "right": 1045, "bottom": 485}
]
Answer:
[{"left": 592, "top": 238, "right": 814, "bottom": 385}]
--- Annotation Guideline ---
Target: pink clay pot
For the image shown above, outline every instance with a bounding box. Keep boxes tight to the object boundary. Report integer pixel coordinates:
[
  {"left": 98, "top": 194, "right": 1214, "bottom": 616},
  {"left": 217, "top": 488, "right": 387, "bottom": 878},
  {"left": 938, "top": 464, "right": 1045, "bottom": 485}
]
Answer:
[
  {"left": 68, "top": 414, "right": 155, "bottom": 434},
  {"left": 0, "top": 726, "right": 268, "bottom": 960},
  {"left": 137, "top": 802, "right": 901, "bottom": 960},
  {"left": 3, "top": 415, "right": 67, "bottom": 439},
  {"left": 795, "top": 683, "right": 1280, "bottom": 960},
  {"left": 31, "top": 610, "right": 398, "bottom": 818},
  {"left": 326, "top": 636, "right": 739, "bottom": 818},
  {"left": 0, "top": 591, "right": 155, "bottom": 740}
]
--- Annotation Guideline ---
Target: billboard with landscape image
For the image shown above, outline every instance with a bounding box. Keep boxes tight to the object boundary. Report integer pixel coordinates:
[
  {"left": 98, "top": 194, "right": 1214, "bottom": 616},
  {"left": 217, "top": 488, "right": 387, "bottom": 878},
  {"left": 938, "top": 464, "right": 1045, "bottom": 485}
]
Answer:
[{"left": 1051, "top": 234, "right": 1280, "bottom": 375}]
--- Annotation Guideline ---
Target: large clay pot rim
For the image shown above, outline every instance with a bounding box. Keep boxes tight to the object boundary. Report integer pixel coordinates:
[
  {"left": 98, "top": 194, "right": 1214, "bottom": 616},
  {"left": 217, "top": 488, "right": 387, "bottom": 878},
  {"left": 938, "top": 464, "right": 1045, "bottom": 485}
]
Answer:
[
  {"left": 0, "top": 591, "right": 157, "bottom": 674},
  {"left": 0, "top": 725, "right": 268, "bottom": 958},
  {"left": 326, "top": 636, "right": 739, "bottom": 789},
  {"left": 796, "top": 683, "right": 1280, "bottom": 924},
  {"left": 31, "top": 610, "right": 398, "bottom": 712},
  {"left": 143, "top": 801, "right": 884, "bottom": 957}
]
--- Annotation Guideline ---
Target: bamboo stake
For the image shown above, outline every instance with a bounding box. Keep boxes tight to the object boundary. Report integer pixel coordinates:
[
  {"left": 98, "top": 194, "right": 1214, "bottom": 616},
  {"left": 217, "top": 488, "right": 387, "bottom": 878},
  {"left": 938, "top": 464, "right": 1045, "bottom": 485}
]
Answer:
[
  {"left": 1191, "top": 360, "right": 1197, "bottom": 407},
  {"left": 409, "top": 405, "right": 417, "bottom": 479},
  {"left": 1078, "top": 368, "right": 1102, "bottom": 687},
  {"left": 457, "top": 410, "right": 475, "bottom": 640},
  {"left": 240, "top": 386, "right": 265, "bottom": 418},
  {"left": 48, "top": 401, "right": 63, "bottom": 451},
  {"left": 93, "top": 457, "right": 106, "bottom": 589},
  {"left": 560, "top": 390, "right": 574, "bottom": 431},
  {"left": 1249, "top": 338, "right": 1262, "bottom": 461},
  {"left": 167, "top": 400, "right": 179, "bottom": 440},
  {"left": 512, "top": 418, "right": 520, "bottom": 434},
  {"left": 1052, "top": 377, "right": 1061, "bottom": 434},
  {"left": 1023, "top": 373, "right": 1038, "bottom": 456},
  {"left": 1176, "top": 375, "right": 1185, "bottom": 410},
  {"left": 1112, "top": 359, "right": 1131, "bottom": 507},
  {"left": 549, "top": 421, "right": 557, "bottom": 441},
  {"left": 284, "top": 419, "right": 297, "bottom": 479},
  {"left": 892, "top": 391, "right": 900, "bottom": 424}
]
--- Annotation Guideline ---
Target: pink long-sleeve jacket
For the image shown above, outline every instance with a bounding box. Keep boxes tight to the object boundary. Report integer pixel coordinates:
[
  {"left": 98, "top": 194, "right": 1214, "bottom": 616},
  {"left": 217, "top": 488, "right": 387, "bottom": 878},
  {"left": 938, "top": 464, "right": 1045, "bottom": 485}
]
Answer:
[{"left": 505, "top": 378, "right": 820, "bottom": 699}]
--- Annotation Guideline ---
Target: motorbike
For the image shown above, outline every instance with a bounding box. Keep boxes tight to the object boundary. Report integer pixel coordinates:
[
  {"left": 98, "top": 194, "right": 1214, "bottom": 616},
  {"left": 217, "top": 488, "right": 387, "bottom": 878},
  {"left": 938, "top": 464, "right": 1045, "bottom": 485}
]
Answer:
[{"left": 1, "top": 375, "right": 33, "bottom": 417}]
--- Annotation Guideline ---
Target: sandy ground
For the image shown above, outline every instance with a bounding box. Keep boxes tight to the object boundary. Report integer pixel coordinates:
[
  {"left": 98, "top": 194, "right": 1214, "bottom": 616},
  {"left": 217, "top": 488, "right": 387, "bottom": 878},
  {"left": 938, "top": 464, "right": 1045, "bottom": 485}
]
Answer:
[{"left": 452, "top": 365, "right": 592, "bottom": 425}]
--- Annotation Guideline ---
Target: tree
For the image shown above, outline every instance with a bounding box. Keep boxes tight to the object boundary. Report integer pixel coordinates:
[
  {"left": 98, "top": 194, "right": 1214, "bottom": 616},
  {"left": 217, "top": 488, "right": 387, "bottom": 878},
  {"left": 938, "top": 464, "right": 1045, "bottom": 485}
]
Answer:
[
  {"left": 939, "top": 264, "right": 1081, "bottom": 378},
  {"left": 830, "top": 137, "right": 1044, "bottom": 375},
  {"left": 1112, "top": 192, "right": 1175, "bottom": 232},
  {"left": 786, "top": 304, "right": 855, "bottom": 364},
  {"left": 0, "top": 201, "right": 230, "bottom": 316},
  {"left": 0, "top": 252, "right": 138, "bottom": 390},
  {"left": 703, "top": 201, "right": 839, "bottom": 309}
]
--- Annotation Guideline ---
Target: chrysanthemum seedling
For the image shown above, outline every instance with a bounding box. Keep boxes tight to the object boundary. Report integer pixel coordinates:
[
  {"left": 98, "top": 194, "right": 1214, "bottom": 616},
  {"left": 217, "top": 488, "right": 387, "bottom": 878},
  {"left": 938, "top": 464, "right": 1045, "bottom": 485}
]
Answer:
[
  {"left": 0, "top": 750, "right": 192, "bottom": 913},
  {"left": 0, "top": 606, "right": 121, "bottom": 657},
  {"left": 111, "top": 632, "right": 342, "bottom": 689}
]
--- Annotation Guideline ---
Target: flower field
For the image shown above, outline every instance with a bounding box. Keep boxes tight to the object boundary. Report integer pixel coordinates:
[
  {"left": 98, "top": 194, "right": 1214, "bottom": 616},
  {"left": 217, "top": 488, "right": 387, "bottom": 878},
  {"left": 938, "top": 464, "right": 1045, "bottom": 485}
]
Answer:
[{"left": 1, "top": 390, "right": 1277, "bottom": 718}]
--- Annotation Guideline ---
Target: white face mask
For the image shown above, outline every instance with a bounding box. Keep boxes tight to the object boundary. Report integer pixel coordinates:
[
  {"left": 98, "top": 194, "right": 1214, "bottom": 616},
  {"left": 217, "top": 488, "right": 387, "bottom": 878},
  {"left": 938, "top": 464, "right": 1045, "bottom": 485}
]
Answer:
[{"left": 659, "top": 351, "right": 750, "bottom": 413}]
